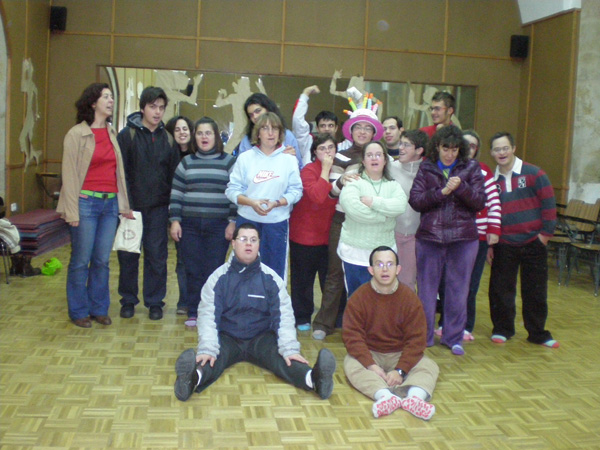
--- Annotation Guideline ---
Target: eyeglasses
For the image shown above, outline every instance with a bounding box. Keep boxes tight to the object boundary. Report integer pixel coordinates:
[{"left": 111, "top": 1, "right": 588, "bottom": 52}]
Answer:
[
  {"left": 374, "top": 261, "right": 396, "bottom": 269},
  {"left": 316, "top": 144, "right": 336, "bottom": 152},
  {"left": 429, "top": 106, "right": 447, "bottom": 113},
  {"left": 492, "top": 146, "right": 512, "bottom": 154},
  {"left": 399, "top": 142, "right": 414, "bottom": 148},
  {"left": 365, "top": 153, "right": 384, "bottom": 160},
  {"left": 353, "top": 125, "right": 374, "bottom": 133},
  {"left": 260, "top": 125, "right": 279, "bottom": 133},
  {"left": 235, "top": 236, "right": 259, "bottom": 244},
  {"left": 196, "top": 131, "right": 214, "bottom": 137}
]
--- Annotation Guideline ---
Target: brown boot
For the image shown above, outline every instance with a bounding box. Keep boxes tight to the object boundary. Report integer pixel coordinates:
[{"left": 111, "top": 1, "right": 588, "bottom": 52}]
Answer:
[
  {"left": 21, "top": 255, "right": 42, "bottom": 277},
  {"left": 10, "top": 254, "right": 24, "bottom": 276}
]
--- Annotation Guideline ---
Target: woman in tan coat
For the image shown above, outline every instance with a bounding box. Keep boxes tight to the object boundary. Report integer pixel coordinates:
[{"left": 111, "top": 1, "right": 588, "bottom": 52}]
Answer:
[{"left": 57, "top": 83, "right": 132, "bottom": 328}]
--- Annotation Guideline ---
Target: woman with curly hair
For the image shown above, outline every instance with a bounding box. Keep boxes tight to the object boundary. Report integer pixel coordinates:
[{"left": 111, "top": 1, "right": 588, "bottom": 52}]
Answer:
[
  {"left": 409, "top": 125, "right": 485, "bottom": 356},
  {"left": 57, "top": 83, "right": 133, "bottom": 328}
]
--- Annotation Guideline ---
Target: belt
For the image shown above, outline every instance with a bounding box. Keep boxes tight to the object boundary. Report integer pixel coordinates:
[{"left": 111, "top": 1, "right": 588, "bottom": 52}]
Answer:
[{"left": 81, "top": 190, "right": 116, "bottom": 199}]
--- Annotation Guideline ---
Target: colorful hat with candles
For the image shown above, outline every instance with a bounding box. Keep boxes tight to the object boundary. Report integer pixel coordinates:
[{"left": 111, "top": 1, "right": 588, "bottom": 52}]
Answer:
[{"left": 342, "top": 108, "right": 384, "bottom": 141}]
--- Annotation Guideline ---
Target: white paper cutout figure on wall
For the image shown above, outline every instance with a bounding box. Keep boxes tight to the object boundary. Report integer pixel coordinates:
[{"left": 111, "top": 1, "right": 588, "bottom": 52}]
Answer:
[
  {"left": 214, "top": 76, "right": 266, "bottom": 154},
  {"left": 330, "top": 70, "right": 383, "bottom": 120},
  {"left": 125, "top": 77, "right": 136, "bottom": 118},
  {"left": 19, "top": 58, "right": 41, "bottom": 169},
  {"left": 155, "top": 70, "right": 203, "bottom": 122}
]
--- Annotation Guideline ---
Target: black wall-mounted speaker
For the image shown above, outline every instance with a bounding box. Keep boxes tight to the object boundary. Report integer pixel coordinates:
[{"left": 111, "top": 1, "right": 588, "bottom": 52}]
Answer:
[
  {"left": 510, "top": 35, "right": 529, "bottom": 59},
  {"left": 50, "top": 6, "right": 67, "bottom": 32}
]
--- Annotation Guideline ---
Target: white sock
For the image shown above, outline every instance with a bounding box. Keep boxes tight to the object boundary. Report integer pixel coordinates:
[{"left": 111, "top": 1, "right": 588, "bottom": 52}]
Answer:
[
  {"left": 374, "top": 388, "right": 392, "bottom": 400},
  {"left": 407, "top": 386, "right": 427, "bottom": 401},
  {"left": 196, "top": 369, "right": 202, "bottom": 386},
  {"left": 305, "top": 370, "right": 313, "bottom": 389}
]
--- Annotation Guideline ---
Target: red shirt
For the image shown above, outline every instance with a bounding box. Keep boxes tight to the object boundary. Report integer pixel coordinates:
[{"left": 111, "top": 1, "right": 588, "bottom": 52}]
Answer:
[
  {"left": 289, "top": 160, "right": 337, "bottom": 246},
  {"left": 82, "top": 128, "right": 118, "bottom": 192}
]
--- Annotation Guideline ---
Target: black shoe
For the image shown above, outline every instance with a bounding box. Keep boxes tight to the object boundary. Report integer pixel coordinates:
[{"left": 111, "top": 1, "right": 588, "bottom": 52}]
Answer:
[
  {"left": 120, "top": 303, "right": 135, "bottom": 319},
  {"left": 174, "top": 349, "right": 200, "bottom": 401},
  {"left": 311, "top": 348, "right": 336, "bottom": 399},
  {"left": 149, "top": 305, "right": 163, "bottom": 320}
]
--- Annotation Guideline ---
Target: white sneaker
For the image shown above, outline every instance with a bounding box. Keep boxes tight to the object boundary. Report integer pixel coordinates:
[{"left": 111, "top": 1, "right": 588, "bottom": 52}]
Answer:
[{"left": 312, "top": 330, "right": 326, "bottom": 340}]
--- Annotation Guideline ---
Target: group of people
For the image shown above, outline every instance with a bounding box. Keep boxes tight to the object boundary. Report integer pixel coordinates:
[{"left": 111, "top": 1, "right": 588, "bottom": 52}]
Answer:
[{"left": 56, "top": 81, "right": 559, "bottom": 421}]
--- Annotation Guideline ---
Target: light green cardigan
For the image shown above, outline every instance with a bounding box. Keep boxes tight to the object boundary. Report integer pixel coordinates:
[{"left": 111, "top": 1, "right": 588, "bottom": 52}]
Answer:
[{"left": 339, "top": 174, "right": 408, "bottom": 250}]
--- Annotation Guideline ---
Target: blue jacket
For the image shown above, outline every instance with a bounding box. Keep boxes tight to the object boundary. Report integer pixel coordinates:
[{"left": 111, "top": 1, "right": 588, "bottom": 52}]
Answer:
[{"left": 197, "top": 256, "right": 300, "bottom": 358}]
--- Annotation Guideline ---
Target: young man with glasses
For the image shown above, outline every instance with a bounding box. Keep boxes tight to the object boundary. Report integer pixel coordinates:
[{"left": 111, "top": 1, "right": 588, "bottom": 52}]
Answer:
[
  {"left": 488, "top": 132, "right": 559, "bottom": 349},
  {"left": 420, "top": 91, "right": 455, "bottom": 138},
  {"left": 342, "top": 246, "right": 439, "bottom": 420},
  {"left": 389, "top": 130, "right": 428, "bottom": 291},
  {"left": 173, "top": 222, "right": 337, "bottom": 402}
]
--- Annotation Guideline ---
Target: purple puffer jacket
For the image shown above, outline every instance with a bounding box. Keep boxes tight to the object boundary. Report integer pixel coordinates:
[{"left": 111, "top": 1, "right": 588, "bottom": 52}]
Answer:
[{"left": 409, "top": 158, "right": 485, "bottom": 244}]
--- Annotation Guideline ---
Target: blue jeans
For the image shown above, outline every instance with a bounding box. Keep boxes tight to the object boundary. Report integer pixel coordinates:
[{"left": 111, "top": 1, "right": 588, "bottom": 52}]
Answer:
[
  {"left": 180, "top": 217, "right": 230, "bottom": 318},
  {"left": 118, "top": 205, "right": 169, "bottom": 308},
  {"left": 236, "top": 217, "right": 289, "bottom": 281},
  {"left": 67, "top": 195, "right": 119, "bottom": 320},
  {"left": 175, "top": 240, "right": 187, "bottom": 309},
  {"left": 342, "top": 261, "right": 371, "bottom": 299}
]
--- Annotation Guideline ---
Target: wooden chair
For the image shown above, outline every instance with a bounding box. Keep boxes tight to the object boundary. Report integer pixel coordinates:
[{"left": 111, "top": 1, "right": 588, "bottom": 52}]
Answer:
[
  {"left": 566, "top": 199, "right": 600, "bottom": 296},
  {"left": 548, "top": 199, "right": 583, "bottom": 285}
]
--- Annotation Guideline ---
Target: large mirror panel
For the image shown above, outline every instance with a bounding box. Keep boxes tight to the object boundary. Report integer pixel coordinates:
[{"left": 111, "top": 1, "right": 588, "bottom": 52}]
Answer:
[{"left": 101, "top": 66, "right": 477, "bottom": 153}]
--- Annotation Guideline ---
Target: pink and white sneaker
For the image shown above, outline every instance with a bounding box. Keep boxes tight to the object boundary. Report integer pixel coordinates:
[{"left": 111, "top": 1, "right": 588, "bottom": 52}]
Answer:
[
  {"left": 463, "top": 330, "right": 474, "bottom": 341},
  {"left": 401, "top": 396, "right": 436, "bottom": 421},
  {"left": 434, "top": 326, "right": 443, "bottom": 337},
  {"left": 372, "top": 393, "right": 402, "bottom": 418}
]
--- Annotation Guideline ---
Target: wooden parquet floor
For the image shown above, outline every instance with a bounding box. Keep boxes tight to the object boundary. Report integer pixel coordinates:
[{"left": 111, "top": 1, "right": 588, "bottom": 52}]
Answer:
[{"left": 1, "top": 243, "right": 600, "bottom": 449}]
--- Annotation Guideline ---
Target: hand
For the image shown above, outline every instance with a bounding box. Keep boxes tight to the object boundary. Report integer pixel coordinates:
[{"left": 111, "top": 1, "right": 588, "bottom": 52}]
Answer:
[
  {"left": 283, "top": 146, "right": 296, "bottom": 156},
  {"left": 303, "top": 85, "right": 320, "bottom": 96},
  {"left": 367, "top": 364, "right": 387, "bottom": 380},
  {"left": 333, "top": 70, "right": 342, "bottom": 79},
  {"left": 486, "top": 247, "right": 494, "bottom": 265},
  {"left": 342, "top": 173, "right": 360, "bottom": 186},
  {"left": 250, "top": 198, "right": 272, "bottom": 216},
  {"left": 321, "top": 154, "right": 334, "bottom": 172},
  {"left": 122, "top": 211, "right": 135, "bottom": 220},
  {"left": 385, "top": 370, "right": 404, "bottom": 387},
  {"left": 225, "top": 221, "right": 236, "bottom": 241},
  {"left": 284, "top": 353, "right": 309, "bottom": 366},
  {"left": 446, "top": 176, "right": 461, "bottom": 192},
  {"left": 170, "top": 221, "right": 182, "bottom": 242},
  {"left": 360, "top": 196, "right": 373, "bottom": 208},
  {"left": 196, "top": 354, "right": 216, "bottom": 367},
  {"left": 69, "top": 221, "right": 79, "bottom": 227},
  {"left": 487, "top": 233, "right": 499, "bottom": 246},
  {"left": 538, "top": 234, "right": 550, "bottom": 246}
]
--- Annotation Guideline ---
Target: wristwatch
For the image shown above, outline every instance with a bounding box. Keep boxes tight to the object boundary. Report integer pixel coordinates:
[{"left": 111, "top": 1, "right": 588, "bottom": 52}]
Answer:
[{"left": 397, "top": 369, "right": 406, "bottom": 378}]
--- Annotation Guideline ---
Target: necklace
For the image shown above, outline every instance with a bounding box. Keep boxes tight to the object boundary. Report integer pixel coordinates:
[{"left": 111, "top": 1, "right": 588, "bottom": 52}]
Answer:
[
  {"left": 367, "top": 176, "right": 383, "bottom": 195},
  {"left": 371, "top": 278, "right": 399, "bottom": 295}
]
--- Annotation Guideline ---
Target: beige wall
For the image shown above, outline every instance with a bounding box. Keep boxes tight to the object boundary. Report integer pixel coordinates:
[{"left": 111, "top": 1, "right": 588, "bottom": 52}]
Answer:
[
  {"left": 1, "top": 0, "right": 581, "bottom": 213},
  {"left": 1, "top": 0, "right": 49, "bottom": 214}
]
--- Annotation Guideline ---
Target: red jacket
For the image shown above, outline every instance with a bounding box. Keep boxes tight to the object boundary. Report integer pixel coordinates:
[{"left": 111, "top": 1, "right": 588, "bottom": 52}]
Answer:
[{"left": 289, "top": 160, "right": 337, "bottom": 246}]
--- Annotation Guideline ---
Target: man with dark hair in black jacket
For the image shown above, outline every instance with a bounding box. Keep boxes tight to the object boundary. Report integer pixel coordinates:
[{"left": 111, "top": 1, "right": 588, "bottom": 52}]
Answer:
[{"left": 117, "top": 86, "right": 179, "bottom": 321}]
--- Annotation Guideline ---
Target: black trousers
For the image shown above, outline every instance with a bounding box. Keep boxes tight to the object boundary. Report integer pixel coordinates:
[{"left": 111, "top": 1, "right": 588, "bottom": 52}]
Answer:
[
  {"left": 488, "top": 240, "right": 553, "bottom": 344},
  {"left": 196, "top": 331, "right": 312, "bottom": 394},
  {"left": 289, "top": 241, "right": 329, "bottom": 325}
]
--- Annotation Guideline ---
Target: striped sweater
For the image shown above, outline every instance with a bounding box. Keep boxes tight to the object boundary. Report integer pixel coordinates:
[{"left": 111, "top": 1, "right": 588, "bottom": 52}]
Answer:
[
  {"left": 476, "top": 161, "right": 502, "bottom": 240},
  {"left": 169, "top": 151, "right": 237, "bottom": 223},
  {"left": 494, "top": 157, "right": 556, "bottom": 245}
]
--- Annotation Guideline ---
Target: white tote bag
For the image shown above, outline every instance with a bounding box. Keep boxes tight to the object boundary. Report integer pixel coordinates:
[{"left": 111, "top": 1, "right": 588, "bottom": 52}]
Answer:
[{"left": 112, "top": 211, "right": 143, "bottom": 253}]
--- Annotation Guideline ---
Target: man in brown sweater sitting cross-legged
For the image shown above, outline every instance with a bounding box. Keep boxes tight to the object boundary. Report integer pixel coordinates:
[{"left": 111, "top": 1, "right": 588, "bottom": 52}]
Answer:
[{"left": 342, "top": 246, "right": 439, "bottom": 420}]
